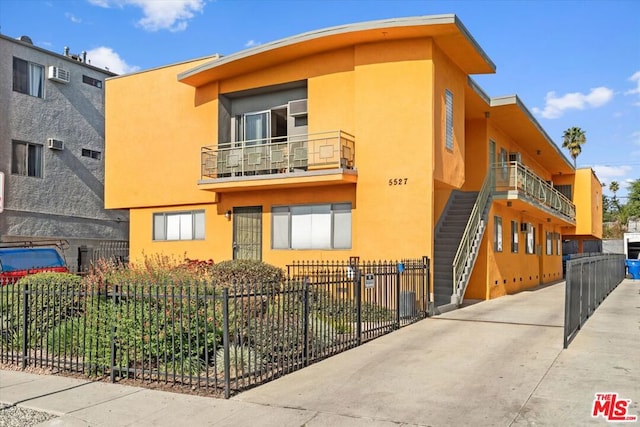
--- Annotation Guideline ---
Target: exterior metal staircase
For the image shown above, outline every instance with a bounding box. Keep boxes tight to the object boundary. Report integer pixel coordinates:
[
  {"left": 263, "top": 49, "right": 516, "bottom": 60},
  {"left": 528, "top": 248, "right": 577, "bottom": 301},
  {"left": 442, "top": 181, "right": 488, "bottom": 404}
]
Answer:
[{"left": 433, "top": 173, "right": 492, "bottom": 312}]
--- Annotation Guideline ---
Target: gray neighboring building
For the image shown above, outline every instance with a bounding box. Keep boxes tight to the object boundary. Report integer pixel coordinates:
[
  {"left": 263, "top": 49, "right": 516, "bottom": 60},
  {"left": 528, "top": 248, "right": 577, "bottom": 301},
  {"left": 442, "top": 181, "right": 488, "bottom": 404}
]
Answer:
[{"left": 0, "top": 34, "right": 128, "bottom": 270}]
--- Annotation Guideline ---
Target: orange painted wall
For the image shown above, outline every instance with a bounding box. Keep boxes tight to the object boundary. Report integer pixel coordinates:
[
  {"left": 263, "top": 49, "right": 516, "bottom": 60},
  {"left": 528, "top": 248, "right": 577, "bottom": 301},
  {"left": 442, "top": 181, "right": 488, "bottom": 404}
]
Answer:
[
  {"left": 462, "top": 119, "right": 488, "bottom": 190},
  {"left": 433, "top": 43, "right": 466, "bottom": 188},
  {"left": 113, "top": 38, "right": 445, "bottom": 267},
  {"left": 553, "top": 168, "right": 602, "bottom": 240},
  {"left": 105, "top": 58, "right": 218, "bottom": 210}
]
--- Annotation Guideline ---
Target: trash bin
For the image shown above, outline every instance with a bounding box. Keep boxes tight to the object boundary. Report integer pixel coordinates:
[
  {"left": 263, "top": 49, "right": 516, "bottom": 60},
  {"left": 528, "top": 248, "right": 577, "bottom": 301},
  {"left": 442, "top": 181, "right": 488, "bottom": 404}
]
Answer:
[
  {"left": 626, "top": 259, "right": 640, "bottom": 279},
  {"left": 399, "top": 291, "right": 416, "bottom": 318}
]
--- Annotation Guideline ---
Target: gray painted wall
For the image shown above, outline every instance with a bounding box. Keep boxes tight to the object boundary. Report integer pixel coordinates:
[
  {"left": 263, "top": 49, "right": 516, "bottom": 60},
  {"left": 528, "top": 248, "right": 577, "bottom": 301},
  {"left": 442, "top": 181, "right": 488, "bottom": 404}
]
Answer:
[{"left": 0, "top": 35, "right": 128, "bottom": 270}]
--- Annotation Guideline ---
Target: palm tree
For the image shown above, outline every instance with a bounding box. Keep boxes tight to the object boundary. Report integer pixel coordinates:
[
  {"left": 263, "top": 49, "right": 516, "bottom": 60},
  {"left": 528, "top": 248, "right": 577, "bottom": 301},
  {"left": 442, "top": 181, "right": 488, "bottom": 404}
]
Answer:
[
  {"left": 609, "top": 180, "right": 621, "bottom": 214},
  {"left": 562, "top": 127, "right": 587, "bottom": 168}
]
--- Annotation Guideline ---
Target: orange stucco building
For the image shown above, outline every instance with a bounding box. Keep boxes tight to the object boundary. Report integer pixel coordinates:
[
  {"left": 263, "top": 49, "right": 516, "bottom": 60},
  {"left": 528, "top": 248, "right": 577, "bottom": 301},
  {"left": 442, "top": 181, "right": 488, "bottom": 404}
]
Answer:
[{"left": 105, "top": 15, "right": 601, "bottom": 310}]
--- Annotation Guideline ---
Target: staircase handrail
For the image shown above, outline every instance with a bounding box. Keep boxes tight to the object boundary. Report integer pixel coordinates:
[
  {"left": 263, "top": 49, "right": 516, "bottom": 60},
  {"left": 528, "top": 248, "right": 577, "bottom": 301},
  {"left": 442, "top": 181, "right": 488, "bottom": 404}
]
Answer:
[{"left": 452, "top": 170, "right": 492, "bottom": 301}]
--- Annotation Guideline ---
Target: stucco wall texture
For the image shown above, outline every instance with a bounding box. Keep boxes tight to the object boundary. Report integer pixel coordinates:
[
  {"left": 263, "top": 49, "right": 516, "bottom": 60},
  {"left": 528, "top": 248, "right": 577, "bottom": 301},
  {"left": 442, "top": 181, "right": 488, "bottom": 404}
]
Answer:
[{"left": 0, "top": 35, "right": 128, "bottom": 269}]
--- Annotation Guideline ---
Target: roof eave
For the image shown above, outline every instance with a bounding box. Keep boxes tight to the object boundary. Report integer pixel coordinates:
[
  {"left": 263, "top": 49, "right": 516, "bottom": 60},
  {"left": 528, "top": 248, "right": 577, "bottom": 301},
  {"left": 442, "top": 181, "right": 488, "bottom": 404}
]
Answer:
[
  {"left": 178, "top": 14, "right": 496, "bottom": 86},
  {"left": 490, "top": 95, "right": 575, "bottom": 171}
]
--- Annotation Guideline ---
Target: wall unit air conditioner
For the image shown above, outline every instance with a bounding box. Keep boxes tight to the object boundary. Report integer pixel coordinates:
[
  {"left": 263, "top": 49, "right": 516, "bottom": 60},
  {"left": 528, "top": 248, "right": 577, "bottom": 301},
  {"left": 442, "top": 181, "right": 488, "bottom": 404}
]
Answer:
[
  {"left": 520, "top": 222, "right": 532, "bottom": 233},
  {"left": 288, "top": 99, "right": 308, "bottom": 117},
  {"left": 48, "top": 66, "right": 70, "bottom": 83},
  {"left": 47, "top": 138, "right": 64, "bottom": 150},
  {"left": 508, "top": 152, "right": 522, "bottom": 163}
]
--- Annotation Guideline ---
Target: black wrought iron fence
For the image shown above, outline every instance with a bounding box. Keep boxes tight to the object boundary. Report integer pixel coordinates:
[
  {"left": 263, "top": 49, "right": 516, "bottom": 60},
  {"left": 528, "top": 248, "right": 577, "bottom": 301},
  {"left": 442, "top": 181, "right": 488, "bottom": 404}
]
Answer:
[
  {"left": 0, "top": 258, "right": 430, "bottom": 398},
  {"left": 563, "top": 254, "right": 625, "bottom": 348}
]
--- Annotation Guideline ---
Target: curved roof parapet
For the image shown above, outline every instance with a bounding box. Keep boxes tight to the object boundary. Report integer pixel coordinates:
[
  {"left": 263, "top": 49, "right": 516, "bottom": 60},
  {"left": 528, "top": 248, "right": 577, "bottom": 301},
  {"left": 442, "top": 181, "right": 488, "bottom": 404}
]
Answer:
[{"left": 178, "top": 14, "right": 496, "bottom": 87}]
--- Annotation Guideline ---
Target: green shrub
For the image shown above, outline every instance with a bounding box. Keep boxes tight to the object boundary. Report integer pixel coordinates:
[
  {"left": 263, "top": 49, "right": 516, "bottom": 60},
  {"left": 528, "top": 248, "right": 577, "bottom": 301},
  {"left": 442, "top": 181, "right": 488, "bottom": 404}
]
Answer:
[
  {"left": 216, "top": 345, "right": 263, "bottom": 378},
  {"left": 1, "top": 273, "right": 84, "bottom": 350},
  {"left": 212, "top": 260, "right": 284, "bottom": 289},
  {"left": 80, "top": 284, "right": 223, "bottom": 377}
]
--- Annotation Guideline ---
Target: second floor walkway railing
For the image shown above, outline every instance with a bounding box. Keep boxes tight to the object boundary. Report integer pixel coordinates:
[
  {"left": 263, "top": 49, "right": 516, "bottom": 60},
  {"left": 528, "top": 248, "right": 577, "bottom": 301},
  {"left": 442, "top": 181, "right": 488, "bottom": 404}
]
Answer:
[
  {"left": 493, "top": 162, "right": 576, "bottom": 222},
  {"left": 201, "top": 131, "right": 355, "bottom": 180}
]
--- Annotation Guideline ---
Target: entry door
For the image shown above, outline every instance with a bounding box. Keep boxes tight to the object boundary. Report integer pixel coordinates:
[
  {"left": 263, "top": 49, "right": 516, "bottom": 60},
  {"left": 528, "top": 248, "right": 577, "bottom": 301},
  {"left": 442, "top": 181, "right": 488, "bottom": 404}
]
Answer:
[{"left": 233, "top": 206, "right": 262, "bottom": 260}]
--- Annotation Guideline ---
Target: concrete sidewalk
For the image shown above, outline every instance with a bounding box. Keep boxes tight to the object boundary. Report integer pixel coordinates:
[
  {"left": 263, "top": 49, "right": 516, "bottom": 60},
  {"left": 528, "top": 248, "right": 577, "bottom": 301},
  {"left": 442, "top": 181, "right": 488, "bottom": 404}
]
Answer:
[{"left": 1, "top": 280, "right": 638, "bottom": 426}]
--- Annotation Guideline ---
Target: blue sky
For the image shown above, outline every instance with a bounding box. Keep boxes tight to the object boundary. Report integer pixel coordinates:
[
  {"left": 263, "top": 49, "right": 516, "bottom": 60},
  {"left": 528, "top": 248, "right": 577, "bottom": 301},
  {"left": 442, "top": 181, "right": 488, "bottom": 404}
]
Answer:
[{"left": 1, "top": 0, "right": 639, "bottom": 199}]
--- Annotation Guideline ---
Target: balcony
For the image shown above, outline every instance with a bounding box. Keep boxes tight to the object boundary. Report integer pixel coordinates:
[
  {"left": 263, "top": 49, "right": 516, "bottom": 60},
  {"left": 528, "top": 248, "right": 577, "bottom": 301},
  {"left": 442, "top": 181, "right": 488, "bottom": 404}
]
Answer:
[
  {"left": 492, "top": 162, "right": 576, "bottom": 224},
  {"left": 199, "top": 131, "right": 356, "bottom": 192}
]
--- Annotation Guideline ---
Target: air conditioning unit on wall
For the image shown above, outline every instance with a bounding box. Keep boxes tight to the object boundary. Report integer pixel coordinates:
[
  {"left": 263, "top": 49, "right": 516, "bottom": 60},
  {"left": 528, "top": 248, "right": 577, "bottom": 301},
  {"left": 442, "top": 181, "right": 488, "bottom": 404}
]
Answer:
[
  {"left": 47, "top": 138, "right": 64, "bottom": 150},
  {"left": 508, "top": 152, "right": 522, "bottom": 163},
  {"left": 48, "top": 66, "right": 70, "bottom": 83},
  {"left": 288, "top": 99, "right": 308, "bottom": 117},
  {"left": 520, "top": 222, "right": 532, "bottom": 233}
]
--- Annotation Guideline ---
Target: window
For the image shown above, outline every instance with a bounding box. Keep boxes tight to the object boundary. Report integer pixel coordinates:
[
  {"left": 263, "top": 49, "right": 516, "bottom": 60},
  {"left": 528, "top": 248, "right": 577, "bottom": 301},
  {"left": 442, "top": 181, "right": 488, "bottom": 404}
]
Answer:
[
  {"left": 555, "top": 184, "right": 572, "bottom": 200},
  {"left": 272, "top": 203, "right": 351, "bottom": 250},
  {"left": 494, "top": 216, "right": 503, "bottom": 252},
  {"left": 11, "top": 140, "right": 42, "bottom": 178},
  {"left": 82, "top": 75, "right": 103, "bottom": 89},
  {"left": 499, "top": 148, "right": 508, "bottom": 180},
  {"left": 511, "top": 220, "right": 519, "bottom": 253},
  {"left": 526, "top": 225, "right": 536, "bottom": 254},
  {"left": 153, "top": 211, "right": 205, "bottom": 241},
  {"left": 445, "top": 89, "right": 453, "bottom": 150},
  {"left": 82, "top": 148, "right": 102, "bottom": 160},
  {"left": 546, "top": 232, "right": 553, "bottom": 255},
  {"left": 13, "top": 57, "right": 44, "bottom": 98},
  {"left": 555, "top": 232, "right": 561, "bottom": 255}
]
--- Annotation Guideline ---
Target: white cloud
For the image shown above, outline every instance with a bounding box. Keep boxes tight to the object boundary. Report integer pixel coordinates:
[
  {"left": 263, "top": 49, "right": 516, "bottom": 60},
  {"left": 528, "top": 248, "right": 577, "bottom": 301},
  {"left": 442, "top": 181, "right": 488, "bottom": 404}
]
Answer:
[
  {"left": 65, "top": 12, "right": 82, "bottom": 23},
  {"left": 88, "top": 0, "right": 205, "bottom": 32},
  {"left": 85, "top": 47, "right": 140, "bottom": 75},
  {"left": 625, "top": 71, "right": 640, "bottom": 106},
  {"left": 245, "top": 40, "right": 260, "bottom": 48},
  {"left": 532, "top": 87, "right": 614, "bottom": 119},
  {"left": 632, "top": 131, "right": 640, "bottom": 146},
  {"left": 593, "top": 165, "right": 633, "bottom": 187}
]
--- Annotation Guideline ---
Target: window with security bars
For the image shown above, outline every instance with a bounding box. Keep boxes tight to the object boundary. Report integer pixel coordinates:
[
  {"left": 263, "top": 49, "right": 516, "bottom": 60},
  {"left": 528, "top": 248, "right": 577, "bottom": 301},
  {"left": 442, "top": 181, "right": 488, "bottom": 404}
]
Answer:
[
  {"left": 445, "top": 89, "right": 454, "bottom": 150},
  {"left": 272, "top": 203, "right": 351, "bottom": 250},
  {"left": 153, "top": 211, "right": 205, "bottom": 241}
]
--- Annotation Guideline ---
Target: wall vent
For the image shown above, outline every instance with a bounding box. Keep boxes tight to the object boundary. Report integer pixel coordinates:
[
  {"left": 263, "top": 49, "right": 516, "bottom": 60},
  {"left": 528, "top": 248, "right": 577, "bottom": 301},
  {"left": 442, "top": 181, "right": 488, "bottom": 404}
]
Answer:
[
  {"left": 47, "top": 138, "right": 64, "bottom": 150},
  {"left": 48, "top": 66, "right": 70, "bottom": 83}
]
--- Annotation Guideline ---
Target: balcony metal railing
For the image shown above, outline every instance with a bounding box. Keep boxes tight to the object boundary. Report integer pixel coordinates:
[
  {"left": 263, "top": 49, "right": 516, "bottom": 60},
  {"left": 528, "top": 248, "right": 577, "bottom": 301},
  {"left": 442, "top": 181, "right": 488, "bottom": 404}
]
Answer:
[
  {"left": 201, "top": 131, "right": 355, "bottom": 180},
  {"left": 493, "top": 162, "right": 576, "bottom": 222}
]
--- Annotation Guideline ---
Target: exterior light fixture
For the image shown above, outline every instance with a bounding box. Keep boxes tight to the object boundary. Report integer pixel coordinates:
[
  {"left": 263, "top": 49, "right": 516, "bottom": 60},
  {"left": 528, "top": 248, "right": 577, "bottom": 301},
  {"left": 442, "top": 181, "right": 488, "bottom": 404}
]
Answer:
[{"left": 225, "top": 210, "right": 232, "bottom": 220}]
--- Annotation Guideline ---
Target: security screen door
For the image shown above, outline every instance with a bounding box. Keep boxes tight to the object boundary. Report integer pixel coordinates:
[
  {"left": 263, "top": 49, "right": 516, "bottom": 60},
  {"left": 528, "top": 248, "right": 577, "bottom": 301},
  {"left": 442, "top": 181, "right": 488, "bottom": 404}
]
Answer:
[{"left": 232, "top": 206, "right": 262, "bottom": 260}]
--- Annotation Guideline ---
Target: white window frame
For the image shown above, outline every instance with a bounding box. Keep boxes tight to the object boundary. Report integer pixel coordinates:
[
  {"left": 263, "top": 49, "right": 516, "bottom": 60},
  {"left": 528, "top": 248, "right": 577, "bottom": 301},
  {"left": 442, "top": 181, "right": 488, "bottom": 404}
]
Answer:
[
  {"left": 272, "top": 203, "right": 352, "bottom": 250},
  {"left": 511, "top": 220, "right": 519, "bottom": 253},
  {"left": 494, "top": 216, "right": 503, "bottom": 252},
  {"left": 153, "top": 211, "right": 205, "bottom": 241},
  {"left": 11, "top": 140, "right": 43, "bottom": 178},
  {"left": 526, "top": 225, "right": 536, "bottom": 255},
  {"left": 445, "top": 89, "right": 454, "bottom": 151}
]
